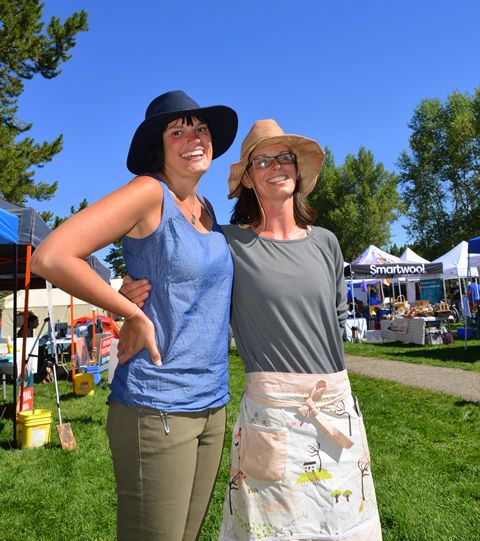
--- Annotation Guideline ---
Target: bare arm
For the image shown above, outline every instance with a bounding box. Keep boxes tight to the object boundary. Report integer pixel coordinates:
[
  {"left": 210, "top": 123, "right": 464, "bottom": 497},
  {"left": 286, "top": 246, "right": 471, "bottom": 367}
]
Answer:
[{"left": 31, "top": 175, "right": 162, "bottom": 365}]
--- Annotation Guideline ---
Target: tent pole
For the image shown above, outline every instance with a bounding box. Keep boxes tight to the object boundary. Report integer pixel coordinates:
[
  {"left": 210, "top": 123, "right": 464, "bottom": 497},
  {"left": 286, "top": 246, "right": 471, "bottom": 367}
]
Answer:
[
  {"left": 12, "top": 245, "right": 18, "bottom": 446},
  {"left": 70, "top": 295, "right": 75, "bottom": 390},
  {"left": 350, "top": 276, "right": 358, "bottom": 341},
  {"left": 465, "top": 254, "right": 471, "bottom": 350},
  {"left": 91, "top": 307, "right": 97, "bottom": 363},
  {"left": 458, "top": 278, "right": 464, "bottom": 313},
  {"left": 19, "top": 244, "right": 32, "bottom": 412}
]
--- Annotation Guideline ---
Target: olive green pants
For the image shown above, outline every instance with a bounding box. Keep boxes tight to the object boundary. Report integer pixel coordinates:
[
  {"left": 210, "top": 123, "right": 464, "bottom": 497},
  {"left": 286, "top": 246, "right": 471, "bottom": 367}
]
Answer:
[{"left": 107, "top": 401, "right": 226, "bottom": 541}]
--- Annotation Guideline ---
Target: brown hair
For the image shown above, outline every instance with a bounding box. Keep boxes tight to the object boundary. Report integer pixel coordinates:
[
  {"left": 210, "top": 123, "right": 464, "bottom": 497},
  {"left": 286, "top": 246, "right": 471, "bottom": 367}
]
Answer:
[{"left": 230, "top": 174, "right": 317, "bottom": 227}]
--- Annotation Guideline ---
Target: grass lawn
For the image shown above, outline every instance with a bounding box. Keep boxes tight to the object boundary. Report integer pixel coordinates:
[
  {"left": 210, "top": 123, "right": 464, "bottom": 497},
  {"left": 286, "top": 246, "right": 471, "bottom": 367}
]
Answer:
[
  {"left": 344, "top": 334, "right": 480, "bottom": 372},
  {"left": 1, "top": 352, "right": 479, "bottom": 540}
]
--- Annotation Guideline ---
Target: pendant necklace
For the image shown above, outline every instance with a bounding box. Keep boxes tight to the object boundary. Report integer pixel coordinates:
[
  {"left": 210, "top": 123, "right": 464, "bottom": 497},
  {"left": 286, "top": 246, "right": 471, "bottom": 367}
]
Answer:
[{"left": 173, "top": 192, "right": 198, "bottom": 224}]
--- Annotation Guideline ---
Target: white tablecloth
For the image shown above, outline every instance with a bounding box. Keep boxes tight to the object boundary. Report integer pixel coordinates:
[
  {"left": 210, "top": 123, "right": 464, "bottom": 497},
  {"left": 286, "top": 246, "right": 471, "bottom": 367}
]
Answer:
[
  {"left": 344, "top": 318, "right": 367, "bottom": 341},
  {"left": 380, "top": 318, "right": 426, "bottom": 345}
]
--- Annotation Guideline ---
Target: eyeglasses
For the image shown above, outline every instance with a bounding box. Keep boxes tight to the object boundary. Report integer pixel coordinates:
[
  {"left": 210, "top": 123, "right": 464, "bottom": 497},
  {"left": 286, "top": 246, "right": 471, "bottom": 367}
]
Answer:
[{"left": 247, "top": 152, "right": 297, "bottom": 170}]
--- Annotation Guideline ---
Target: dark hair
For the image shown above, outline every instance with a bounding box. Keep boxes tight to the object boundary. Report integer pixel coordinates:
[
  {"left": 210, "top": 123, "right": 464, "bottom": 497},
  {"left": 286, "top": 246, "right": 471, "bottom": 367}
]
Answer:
[
  {"left": 230, "top": 174, "right": 317, "bottom": 228},
  {"left": 149, "top": 115, "right": 208, "bottom": 174},
  {"left": 17, "top": 311, "right": 38, "bottom": 323}
]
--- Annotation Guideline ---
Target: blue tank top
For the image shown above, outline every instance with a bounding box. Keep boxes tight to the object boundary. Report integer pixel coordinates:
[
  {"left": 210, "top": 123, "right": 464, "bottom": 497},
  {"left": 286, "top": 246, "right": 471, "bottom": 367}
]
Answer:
[{"left": 109, "top": 177, "right": 233, "bottom": 412}]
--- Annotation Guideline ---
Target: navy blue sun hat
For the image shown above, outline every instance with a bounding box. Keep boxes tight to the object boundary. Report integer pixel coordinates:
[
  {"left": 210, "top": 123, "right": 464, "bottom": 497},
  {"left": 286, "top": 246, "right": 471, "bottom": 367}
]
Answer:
[{"left": 127, "top": 90, "right": 238, "bottom": 175}]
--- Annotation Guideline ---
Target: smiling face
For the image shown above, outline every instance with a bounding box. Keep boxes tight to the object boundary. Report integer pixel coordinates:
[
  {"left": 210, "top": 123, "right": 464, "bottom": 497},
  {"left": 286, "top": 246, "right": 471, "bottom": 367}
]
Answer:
[
  {"left": 162, "top": 116, "right": 213, "bottom": 181},
  {"left": 242, "top": 143, "right": 297, "bottom": 202}
]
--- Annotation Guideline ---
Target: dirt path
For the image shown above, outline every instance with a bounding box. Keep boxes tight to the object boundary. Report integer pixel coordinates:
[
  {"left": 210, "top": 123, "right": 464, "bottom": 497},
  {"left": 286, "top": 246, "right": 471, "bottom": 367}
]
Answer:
[{"left": 345, "top": 354, "right": 480, "bottom": 403}]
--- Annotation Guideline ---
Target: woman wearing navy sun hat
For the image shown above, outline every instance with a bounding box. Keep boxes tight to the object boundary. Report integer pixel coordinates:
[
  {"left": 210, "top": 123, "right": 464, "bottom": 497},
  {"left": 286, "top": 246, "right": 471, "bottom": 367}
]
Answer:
[{"left": 31, "top": 90, "right": 238, "bottom": 540}]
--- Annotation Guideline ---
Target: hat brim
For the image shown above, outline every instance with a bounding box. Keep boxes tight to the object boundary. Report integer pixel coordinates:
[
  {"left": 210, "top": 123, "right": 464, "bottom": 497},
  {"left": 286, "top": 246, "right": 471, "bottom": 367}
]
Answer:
[
  {"left": 127, "top": 105, "right": 238, "bottom": 175},
  {"left": 228, "top": 134, "right": 325, "bottom": 199}
]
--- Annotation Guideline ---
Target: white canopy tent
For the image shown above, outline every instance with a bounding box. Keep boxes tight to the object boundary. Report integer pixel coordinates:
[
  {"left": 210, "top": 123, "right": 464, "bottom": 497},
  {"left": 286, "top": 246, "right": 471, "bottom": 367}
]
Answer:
[
  {"left": 432, "top": 241, "right": 479, "bottom": 279},
  {"left": 399, "top": 247, "right": 430, "bottom": 263},
  {"left": 399, "top": 248, "right": 431, "bottom": 304},
  {"left": 469, "top": 253, "right": 480, "bottom": 268},
  {"left": 432, "top": 241, "right": 480, "bottom": 313},
  {"left": 348, "top": 245, "right": 400, "bottom": 309},
  {"left": 351, "top": 245, "right": 400, "bottom": 265}
]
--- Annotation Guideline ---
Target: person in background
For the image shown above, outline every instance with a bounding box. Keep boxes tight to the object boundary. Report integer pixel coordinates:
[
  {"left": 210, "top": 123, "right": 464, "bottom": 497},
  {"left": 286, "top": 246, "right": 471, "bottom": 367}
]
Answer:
[
  {"left": 16, "top": 311, "right": 39, "bottom": 338},
  {"left": 450, "top": 282, "right": 461, "bottom": 313},
  {"left": 31, "top": 90, "right": 238, "bottom": 541},
  {"left": 467, "top": 280, "right": 480, "bottom": 308},
  {"left": 122, "top": 119, "right": 382, "bottom": 540}
]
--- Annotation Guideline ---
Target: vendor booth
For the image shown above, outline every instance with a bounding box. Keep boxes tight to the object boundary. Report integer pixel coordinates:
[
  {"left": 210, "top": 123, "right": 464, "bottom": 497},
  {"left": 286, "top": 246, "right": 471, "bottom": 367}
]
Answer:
[
  {"left": 0, "top": 200, "right": 112, "bottom": 445},
  {"left": 399, "top": 248, "right": 431, "bottom": 304},
  {"left": 432, "top": 241, "right": 479, "bottom": 316},
  {"left": 344, "top": 245, "right": 400, "bottom": 342},
  {"left": 0, "top": 208, "right": 19, "bottom": 402},
  {"left": 345, "top": 248, "right": 444, "bottom": 345},
  {"left": 0, "top": 200, "right": 51, "bottom": 425},
  {"left": 463, "top": 236, "right": 480, "bottom": 346},
  {"left": 379, "top": 317, "right": 448, "bottom": 346}
]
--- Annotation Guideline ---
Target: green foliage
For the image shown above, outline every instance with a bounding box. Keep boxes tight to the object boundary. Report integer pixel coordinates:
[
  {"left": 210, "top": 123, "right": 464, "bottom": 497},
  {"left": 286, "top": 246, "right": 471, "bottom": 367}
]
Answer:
[
  {"left": 308, "top": 147, "right": 403, "bottom": 261},
  {"left": 398, "top": 87, "right": 480, "bottom": 259},
  {"left": 105, "top": 240, "right": 126, "bottom": 278},
  {"left": 388, "top": 243, "right": 407, "bottom": 257},
  {"left": 0, "top": 378, "right": 115, "bottom": 540},
  {"left": 0, "top": 1, "right": 88, "bottom": 204},
  {"left": 38, "top": 198, "right": 88, "bottom": 230},
  {"left": 39, "top": 198, "right": 88, "bottom": 229}
]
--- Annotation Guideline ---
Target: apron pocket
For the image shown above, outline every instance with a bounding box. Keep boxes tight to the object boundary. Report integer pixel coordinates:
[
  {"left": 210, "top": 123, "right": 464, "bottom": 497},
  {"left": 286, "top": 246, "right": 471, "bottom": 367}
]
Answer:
[{"left": 240, "top": 424, "right": 287, "bottom": 482}]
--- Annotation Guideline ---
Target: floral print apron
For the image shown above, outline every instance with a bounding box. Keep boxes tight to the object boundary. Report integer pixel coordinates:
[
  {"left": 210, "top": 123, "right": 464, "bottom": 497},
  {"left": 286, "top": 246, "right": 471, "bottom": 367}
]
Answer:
[{"left": 220, "top": 371, "right": 382, "bottom": 540}]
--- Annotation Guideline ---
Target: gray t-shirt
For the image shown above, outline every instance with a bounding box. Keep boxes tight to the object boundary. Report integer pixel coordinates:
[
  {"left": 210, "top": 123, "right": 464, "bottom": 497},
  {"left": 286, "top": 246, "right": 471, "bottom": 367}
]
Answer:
[{"left": 222, "top": 225, "right": 348, "bottom": 374}]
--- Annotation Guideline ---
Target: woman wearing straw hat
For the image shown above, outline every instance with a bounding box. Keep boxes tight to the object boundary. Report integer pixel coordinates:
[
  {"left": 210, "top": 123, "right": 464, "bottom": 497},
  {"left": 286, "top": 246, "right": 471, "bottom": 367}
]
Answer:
[
  {"left": 31, "top": 90, "right": 238, "bottom": 541},
  {"left": 122, "top": 119, "right": 382, "bottom": 539},
  {"left": 218, "top": 120, "right": 382, "bottom": 540}
]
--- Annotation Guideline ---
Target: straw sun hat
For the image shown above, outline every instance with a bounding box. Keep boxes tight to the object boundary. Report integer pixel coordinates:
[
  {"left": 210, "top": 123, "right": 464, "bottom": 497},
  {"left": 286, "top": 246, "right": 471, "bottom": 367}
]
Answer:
[{"left": 228, "top": 119, "right": 325, "bottom": 199}]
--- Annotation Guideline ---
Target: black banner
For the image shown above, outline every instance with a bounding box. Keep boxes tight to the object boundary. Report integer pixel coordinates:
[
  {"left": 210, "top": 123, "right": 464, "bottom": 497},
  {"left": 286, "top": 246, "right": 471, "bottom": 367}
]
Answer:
[{"left": 346, "top": 262, "right": 443, "bottom": 278}]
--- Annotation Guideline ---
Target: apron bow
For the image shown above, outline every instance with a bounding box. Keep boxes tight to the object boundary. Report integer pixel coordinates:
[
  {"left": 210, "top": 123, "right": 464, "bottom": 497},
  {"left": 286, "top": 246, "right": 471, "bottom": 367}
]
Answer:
[{"left": 298, "top": 380, "right": 354, "bottom": 449}]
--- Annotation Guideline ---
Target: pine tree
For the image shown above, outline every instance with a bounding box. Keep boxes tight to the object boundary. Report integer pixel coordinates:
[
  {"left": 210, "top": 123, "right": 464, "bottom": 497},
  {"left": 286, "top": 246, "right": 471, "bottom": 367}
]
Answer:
[
  {"left": 104, "top": 240, "right": 126, "bottom": 278},
  {"left": 39, "top": 198, "right": 89, "bottom": 229},
  {"left": 0, "top": 1, "right": 88, "bottom": 204}
]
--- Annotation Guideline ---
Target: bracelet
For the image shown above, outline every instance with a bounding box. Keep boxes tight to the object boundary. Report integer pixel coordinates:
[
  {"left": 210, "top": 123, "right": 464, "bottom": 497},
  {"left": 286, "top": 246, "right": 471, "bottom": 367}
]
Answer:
[{"left": 125, "top": 306, "right": 140, "bottom": 320}]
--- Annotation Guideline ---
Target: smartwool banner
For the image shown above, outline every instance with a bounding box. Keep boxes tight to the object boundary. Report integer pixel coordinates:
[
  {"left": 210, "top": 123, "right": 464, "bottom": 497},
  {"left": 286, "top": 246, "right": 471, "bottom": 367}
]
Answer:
[{"left": 347, "top": 262, "right": 443, "bottom": 278}]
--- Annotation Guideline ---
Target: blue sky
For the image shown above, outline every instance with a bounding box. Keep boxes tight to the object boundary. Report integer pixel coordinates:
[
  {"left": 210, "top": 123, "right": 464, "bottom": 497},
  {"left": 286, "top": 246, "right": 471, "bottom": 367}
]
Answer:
[{"left": 20, "top": 0, "right": 480, "bottom": 262}]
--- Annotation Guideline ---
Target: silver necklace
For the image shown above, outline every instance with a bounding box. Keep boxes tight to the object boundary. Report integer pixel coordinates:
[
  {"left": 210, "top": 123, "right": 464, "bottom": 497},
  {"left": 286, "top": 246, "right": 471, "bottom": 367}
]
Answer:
[{"left": 173, "top": 192, "right": 198, "bottom": 224}]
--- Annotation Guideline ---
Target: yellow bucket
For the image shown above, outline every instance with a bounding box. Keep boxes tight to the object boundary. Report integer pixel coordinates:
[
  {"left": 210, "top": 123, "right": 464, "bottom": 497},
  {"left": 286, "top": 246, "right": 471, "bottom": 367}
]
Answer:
[
  {"left": 16, "top": 409, "right": 52, "bottom": 449},
  {"left": 73, "top": 372, "right": 95, "bottom": 396}
]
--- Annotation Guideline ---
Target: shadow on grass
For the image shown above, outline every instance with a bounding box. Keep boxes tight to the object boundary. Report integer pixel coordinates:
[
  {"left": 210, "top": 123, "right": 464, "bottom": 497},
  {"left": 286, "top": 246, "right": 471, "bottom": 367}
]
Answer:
[
  {"left": 0, "top": 402, "right": 15, "bottom": 419},
  {"left": 454, "top": 399, "right": 480, "bottom": 407},
  {"left": 371, "top": 342, "right": 480, "bottom": 363},
  {"left": 59, "top": 388, "right": 106, "bottom": 401},
  {"left": 70, "top": 415, "right": 104, "bottom": 426},
  {"left": 59, "top": 392, "right": 81, "bottom": 401},
  {"left": 0, "top": 405, "right": 15, "bottom": 450},
  {"left": 0, "top": 439, "right": 15, "bottom": 450}
]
